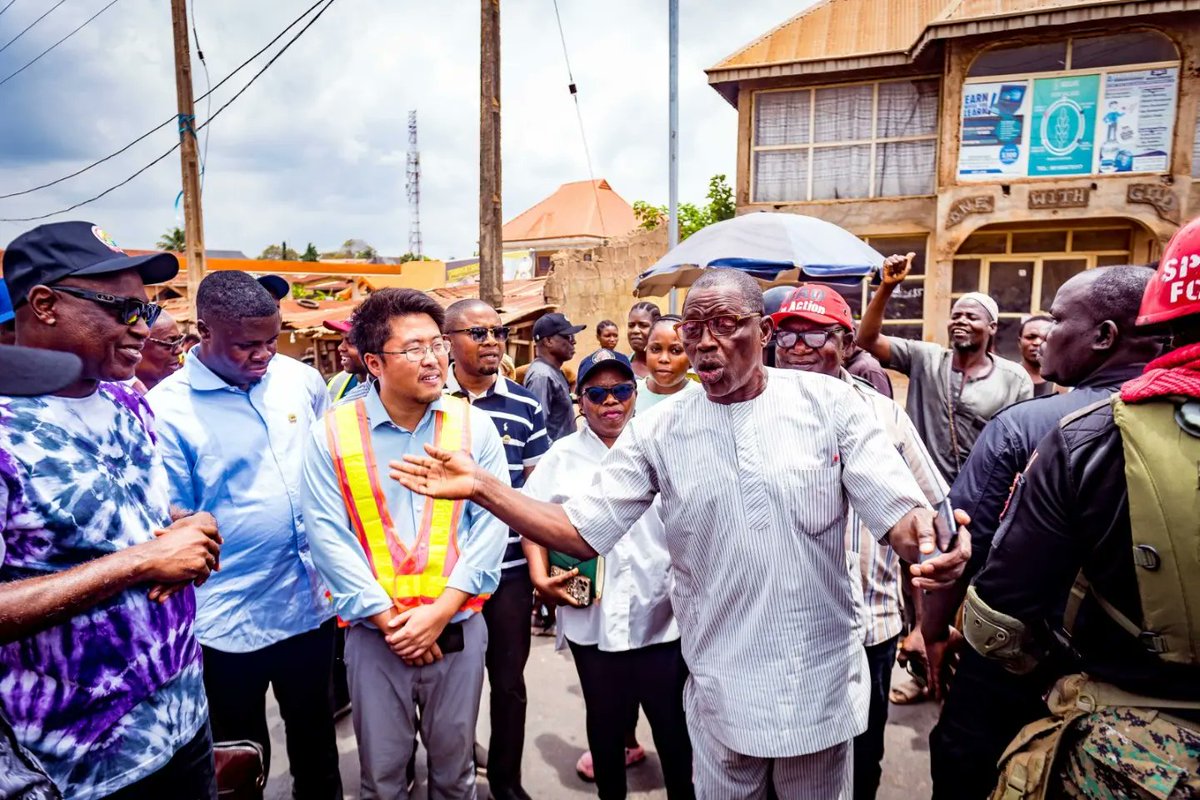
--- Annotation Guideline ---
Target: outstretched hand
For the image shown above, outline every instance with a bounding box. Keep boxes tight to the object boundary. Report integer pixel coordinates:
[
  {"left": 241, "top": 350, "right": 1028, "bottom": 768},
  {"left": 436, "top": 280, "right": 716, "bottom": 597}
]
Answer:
[
  {"left": 389, "top": 444, "right": 478, "bottom": 500},
  {"left": 880, "top": 252, "right": 916, "bottom": 286}
]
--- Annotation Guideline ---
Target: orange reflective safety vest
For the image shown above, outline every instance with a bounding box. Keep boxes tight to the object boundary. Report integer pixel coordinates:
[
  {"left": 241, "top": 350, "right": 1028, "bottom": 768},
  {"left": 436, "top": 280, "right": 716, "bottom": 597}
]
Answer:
[{"left": 325, "top": 395, "right": 487, "bottom": 615}]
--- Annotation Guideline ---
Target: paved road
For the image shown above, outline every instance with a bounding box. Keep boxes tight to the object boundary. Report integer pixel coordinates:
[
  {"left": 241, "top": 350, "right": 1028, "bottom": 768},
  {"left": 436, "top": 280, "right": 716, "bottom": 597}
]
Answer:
[{"left": 265, "top": 636, "right": 938, "bottom": 799}]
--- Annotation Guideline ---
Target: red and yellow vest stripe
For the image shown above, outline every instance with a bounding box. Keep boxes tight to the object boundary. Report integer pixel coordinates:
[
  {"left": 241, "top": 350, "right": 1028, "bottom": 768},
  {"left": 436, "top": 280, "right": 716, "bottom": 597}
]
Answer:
[{"left": 325, "top": 395, "right": 486, "bottom": 615}]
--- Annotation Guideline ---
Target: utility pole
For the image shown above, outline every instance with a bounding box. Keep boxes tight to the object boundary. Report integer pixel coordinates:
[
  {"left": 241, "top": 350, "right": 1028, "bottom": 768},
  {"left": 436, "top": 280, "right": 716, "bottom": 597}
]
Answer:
[
  {"left": 171, "top": 0, "right": 206, "bottom": 309},
  {"left": 667, "top": 0, "right": 680, "bottom": 313},
  {"left": 479, "top": 0, "right": 503, "bottom": 309}
]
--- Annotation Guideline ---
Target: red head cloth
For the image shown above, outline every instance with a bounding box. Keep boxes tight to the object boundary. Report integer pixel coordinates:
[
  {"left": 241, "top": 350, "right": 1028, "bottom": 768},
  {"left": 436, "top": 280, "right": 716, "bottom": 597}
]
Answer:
[
  {"left": 1138, "top": 216, "right": 1200, "bottom": 327},
  {"left": 769, "top": 283, "right": 855, "bottom": 330}
]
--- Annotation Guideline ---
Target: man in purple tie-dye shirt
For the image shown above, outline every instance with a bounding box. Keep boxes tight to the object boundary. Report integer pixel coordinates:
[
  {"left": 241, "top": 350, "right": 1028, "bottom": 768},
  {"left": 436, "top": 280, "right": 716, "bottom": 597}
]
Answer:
[{"left": 0, "top": 222, "right": 222, "bottom": 800}]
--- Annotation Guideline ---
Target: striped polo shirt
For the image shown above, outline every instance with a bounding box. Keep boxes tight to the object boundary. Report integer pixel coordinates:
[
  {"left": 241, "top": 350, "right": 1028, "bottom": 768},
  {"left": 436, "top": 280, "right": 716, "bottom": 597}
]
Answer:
[{"left": 446, "top": 368, "right": 550, "bottom": 577}]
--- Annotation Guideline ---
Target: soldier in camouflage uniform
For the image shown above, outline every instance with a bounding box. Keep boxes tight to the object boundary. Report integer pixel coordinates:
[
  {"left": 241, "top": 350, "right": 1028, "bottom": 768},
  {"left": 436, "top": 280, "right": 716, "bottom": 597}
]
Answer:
[{"left": 959, "top": 220, "right": 1200, "bottom": 799}]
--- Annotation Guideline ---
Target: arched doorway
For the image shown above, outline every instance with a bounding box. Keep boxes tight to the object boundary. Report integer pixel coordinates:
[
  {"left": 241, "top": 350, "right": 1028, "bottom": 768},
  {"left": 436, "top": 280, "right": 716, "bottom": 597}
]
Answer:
[{"left": 950, "top": 220, "right": 1149, "bottom": 359}]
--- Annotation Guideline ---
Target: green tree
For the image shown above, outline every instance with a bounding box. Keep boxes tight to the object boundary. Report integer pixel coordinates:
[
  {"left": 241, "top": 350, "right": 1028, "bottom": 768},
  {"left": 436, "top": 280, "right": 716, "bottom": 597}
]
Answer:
[
  {"left": 157, "top": 226, "right": 186, "bottom": 251},
  {"left": 258, "top": 243, "right": 299, "bottom": 260},
  {"left": 398, "top": 252, "right": 432, "bottom": 263},
  {"left": 633, "top": 174, "right": 735, "bottom": 240},
  {"left": 300, "top": 243, "right": 320, "bottom": 262}
]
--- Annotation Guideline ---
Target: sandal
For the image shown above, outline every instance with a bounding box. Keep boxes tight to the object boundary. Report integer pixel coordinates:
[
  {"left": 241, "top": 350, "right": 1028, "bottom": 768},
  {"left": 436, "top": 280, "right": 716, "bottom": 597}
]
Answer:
[{"left": 889, "top": 677, "right": 929, "bottom": 705}]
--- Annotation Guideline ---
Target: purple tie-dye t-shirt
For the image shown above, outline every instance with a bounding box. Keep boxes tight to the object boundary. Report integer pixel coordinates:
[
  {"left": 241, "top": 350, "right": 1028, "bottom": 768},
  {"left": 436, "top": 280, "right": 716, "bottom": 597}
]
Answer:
[{"left": 0, "top": 383, "right": 208, "bottom": 800}]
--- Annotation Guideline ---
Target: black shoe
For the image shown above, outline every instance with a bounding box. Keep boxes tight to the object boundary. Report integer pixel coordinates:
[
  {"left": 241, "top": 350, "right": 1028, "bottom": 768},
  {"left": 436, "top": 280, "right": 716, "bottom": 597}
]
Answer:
[{"left": 490, "top": 786, "right": 533, "bottom": 800}]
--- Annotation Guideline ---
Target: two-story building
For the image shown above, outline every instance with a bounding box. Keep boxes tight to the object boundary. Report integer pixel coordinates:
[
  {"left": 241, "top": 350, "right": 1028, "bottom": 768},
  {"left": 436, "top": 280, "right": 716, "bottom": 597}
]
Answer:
[{"left": 707, "top": 0, "right": 1200, "bottom": 355}]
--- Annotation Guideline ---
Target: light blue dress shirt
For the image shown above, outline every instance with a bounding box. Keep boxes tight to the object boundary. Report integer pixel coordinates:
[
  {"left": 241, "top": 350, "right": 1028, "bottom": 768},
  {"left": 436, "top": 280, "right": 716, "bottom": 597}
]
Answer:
[
  {"left": 147, "top": 350, "right": 334, "bottom": 653},
  {"left": 301, "top": 385, "right": 512, "bottom": 625}
]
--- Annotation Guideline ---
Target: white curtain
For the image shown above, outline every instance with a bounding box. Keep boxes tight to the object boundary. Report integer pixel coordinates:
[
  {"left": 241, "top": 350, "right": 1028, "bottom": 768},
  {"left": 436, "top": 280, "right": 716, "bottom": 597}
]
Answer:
[
  {"left": 756, "top": 91, "right": 810, "bottom": 146},
  {"left": 813, "top": 84, "right": 873, "bottom": 142},
  {"left": 753, "top": 150, "right": 808, "bottom": 202},
  {"left": 875, "top": 140, "right": 936, "bottom": 197},
  {"left": 811, "top": 145, "right": 871, "bottom": 200}
]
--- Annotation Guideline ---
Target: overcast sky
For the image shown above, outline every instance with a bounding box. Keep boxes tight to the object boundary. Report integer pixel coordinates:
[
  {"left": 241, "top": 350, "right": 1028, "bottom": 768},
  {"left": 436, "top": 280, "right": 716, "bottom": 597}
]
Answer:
[{"left": 0, "top": 0, "right": 812, "bottom": 259}]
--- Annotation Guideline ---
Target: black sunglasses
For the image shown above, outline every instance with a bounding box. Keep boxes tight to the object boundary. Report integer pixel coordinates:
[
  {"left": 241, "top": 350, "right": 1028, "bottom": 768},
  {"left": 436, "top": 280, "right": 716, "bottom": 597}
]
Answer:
[
  {"left": 53, "top": 285, "right": 162, "bottom": 327},
  {"left": 581, "top": 382, "right": 636, "bottom": 405},
  {"left": 448, "top": 325, "right": 510, "bottom": 343}
]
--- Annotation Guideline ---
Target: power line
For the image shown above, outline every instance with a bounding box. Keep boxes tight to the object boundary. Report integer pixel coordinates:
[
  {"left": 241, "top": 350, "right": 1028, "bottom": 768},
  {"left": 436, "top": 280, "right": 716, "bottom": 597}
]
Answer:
[
  {"left": 190, "top": 0, "right": 211, "bottom": 186},
  {"left": 0, "top": 0, "right": 326, "bottom": 201},
  {"left": 0, "top": 1, "right": 19, "bottom": 21},
  {"left": 550, "top": 0, "right": 606, "bottom": 236},
  {"left": 0, "top": 0, "right": 120, "bottom": 90},
  {"left": 0, "top": 0, "right": 338, "bottom": 223},
  {"left": 0, "top": 0, "right": 67, "bottom": 56}
]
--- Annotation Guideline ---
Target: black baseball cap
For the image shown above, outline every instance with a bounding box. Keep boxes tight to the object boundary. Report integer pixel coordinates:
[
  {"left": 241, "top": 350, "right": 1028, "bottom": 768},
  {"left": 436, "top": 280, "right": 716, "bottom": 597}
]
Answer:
[
  {"left": 532, "top": 312, "right": 585, "bottom": 342},
  {"left": 3, "top": 221, "right": 179, "bottom": 307},
  {"left": 257, "top": 274, "right": 291, "bottom": 301},
  {"left": 0, "top": 345, "right": 83, "bottom": 396},
  {"left": 575, "top": 348, "right": 635, "bottom": 393}
]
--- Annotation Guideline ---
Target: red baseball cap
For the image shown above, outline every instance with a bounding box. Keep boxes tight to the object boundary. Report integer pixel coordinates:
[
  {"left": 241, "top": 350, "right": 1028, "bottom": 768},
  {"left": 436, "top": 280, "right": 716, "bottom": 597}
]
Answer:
[
  {"left": 769, "top": 284, "right": 854, "bottom": 329},
  {"left": 323, "top": 318, "right": 352, "bottom": 333},
  {"left": 1138, "top": 217, "right": 1200, "bottom": 327}
]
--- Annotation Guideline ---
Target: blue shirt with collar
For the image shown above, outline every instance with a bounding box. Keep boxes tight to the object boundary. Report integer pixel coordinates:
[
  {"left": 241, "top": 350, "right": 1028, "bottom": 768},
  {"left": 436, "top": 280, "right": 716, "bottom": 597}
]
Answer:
[
  {"left": 300, "top": 384, "right": 512, "bottom": 625},
  {"left": 147, "top": 349, "right": 334, "bottom": 653}
]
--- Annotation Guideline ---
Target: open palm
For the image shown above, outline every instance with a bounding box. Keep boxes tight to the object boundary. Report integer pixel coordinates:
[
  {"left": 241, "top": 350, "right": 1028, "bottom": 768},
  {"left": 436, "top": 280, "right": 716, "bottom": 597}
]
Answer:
[{"left": 389, "top": 444, "right": 477, "bottom": 500}]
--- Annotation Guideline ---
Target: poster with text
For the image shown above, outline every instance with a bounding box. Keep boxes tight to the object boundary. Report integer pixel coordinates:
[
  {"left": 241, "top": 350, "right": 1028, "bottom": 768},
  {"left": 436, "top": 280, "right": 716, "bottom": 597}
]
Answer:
[
  {"left": 1029, "top": 74, "right": 1099, "bottom": 177},
  {"left": 1095, "top": 67, "right": 1177, "bottom": 173},
  {"left": 958, "top": 81, "right": 1030, "bottom": 178}
]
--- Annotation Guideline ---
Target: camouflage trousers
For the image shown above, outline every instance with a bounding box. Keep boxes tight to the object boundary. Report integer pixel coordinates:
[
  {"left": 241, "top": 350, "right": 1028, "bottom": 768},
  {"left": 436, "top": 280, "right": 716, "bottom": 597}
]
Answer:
[
  {"left": 1057, "top": 707, "right": 1200, "bottom": 799},
  {"left": 989, "top": 675, "right": 1200, "bottom": 800}
]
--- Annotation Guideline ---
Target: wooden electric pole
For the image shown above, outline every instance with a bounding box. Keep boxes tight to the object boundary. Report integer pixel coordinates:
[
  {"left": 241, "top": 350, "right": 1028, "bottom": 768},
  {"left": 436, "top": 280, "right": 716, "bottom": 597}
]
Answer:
[
  {"left": 479, "top": 0, "right": 503, "bottom": 309},
  {"left": 170, "top": 0, "right": 207, "bottom": 309}
]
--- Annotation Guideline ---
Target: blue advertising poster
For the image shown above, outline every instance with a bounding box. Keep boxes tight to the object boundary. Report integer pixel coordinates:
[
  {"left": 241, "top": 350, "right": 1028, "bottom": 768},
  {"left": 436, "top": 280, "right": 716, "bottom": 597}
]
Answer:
[
  {"left": 1029, "top": 74, "right": 1099, "bottom": 176},
  {"left": 1096, "top": 68, "right": 1177, "bottom": 174},
  {"left": 958, "top": 81, "right": 1030, "bottom": 178}
]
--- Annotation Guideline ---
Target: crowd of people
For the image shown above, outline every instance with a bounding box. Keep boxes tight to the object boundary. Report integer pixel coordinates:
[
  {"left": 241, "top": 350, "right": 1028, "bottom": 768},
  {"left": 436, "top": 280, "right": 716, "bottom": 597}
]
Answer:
[{"left": 1, "top": 217, "right": 1198, "bottom": 800}]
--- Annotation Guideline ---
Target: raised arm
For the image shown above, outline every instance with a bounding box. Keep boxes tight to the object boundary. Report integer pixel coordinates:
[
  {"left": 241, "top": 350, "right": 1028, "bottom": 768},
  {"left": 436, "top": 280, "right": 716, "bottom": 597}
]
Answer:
[
  {"left": 391, "top": 444, "right": 597, "bottom": 559},
  {"left": 857, "top": 252, "right": 915, "bottom": 365}
]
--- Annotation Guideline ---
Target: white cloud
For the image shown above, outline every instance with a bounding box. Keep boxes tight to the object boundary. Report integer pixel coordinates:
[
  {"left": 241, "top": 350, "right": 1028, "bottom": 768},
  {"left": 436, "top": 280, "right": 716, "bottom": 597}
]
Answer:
[{"left": 0, "top": 0, "right": 812, "bottom": 259}]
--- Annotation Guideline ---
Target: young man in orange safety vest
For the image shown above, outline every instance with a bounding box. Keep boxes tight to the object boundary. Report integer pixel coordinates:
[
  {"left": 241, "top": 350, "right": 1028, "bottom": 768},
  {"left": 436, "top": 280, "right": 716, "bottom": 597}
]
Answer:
[{"left": 301, "top": 288, "right": 511, "bottom": 798}]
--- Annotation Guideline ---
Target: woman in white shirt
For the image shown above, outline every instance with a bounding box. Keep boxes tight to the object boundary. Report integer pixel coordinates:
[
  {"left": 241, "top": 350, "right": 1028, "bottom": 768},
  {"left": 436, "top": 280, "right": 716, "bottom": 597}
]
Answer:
[
  {"left": 523, "top": 349, "right": 694, "bottom": 800},
  {"left": 635, "top": 314, "right": 699, "bottom": 414}
]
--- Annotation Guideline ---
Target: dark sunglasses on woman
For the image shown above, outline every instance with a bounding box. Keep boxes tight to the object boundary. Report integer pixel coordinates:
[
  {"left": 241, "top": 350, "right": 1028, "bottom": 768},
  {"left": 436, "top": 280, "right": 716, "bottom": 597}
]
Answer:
[{"left": 580, "top": 382, "right": 636, "bottom": 404}]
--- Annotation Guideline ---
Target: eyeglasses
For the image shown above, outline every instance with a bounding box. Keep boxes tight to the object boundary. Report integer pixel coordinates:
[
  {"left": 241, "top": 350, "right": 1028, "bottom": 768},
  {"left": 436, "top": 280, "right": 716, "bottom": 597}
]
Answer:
[
  {"left": 377, "top": 338, "right": 451, "bottom": 362},
  {"left": 448, "top": 325, "right": 509, "bottom": 343},
  {"left": 774, "top": 329, "right": 842, "bottom": 350},
  {"left": 148, "top": 334, "right": 187, "bottom": 351},
  {"left": 674, "top": 313, "right": 760, "bottom": 343},
  {"left": 580, "top": 382, "right": 636, "bottom": 404},
  {"left": 53, "top": 286, "right": 162, "bottom": 327}
]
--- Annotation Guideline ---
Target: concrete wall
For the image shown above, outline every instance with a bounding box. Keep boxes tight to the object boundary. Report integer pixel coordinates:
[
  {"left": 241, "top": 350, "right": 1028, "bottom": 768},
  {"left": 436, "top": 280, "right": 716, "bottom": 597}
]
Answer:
[
  {"left": 544, "top": 225, "right": 671, "bottom": 373},
  {"left": 729, "top": 12, "right": 1200, "bottom": 345}
]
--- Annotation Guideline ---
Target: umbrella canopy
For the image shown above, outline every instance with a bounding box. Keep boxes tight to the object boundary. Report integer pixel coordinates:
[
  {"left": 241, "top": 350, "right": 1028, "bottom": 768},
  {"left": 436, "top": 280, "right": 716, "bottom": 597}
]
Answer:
[{"left": 635, "top": 212, "right": 884, "bottom": 297}]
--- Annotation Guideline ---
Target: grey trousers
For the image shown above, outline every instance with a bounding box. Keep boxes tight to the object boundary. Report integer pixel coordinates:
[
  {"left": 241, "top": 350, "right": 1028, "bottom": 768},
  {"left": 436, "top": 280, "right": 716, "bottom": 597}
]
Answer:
[
  {"left": 345, "top": 615, "right": 488, "bottom": 800},
  {"left": 686, "top": 688, "right": 852, "bottom": 800}
]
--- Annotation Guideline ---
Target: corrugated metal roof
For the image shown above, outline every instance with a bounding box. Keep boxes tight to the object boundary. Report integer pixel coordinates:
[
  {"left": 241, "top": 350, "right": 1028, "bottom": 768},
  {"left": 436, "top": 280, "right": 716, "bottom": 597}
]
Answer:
[
  {"left": 502, "top": 180, "right": 637, "bottom": 244},
  {"left": 934, "top": 0, "right": 1120, "bottom": 22},
  {"left": 710, "top": 0, "right": 947, "bottom": 71},
  {"left": 162, "top": 278, "right": 553, "bottom": 334},
  {"left": 708, "top": 0, "right": 1161, "bottom": 85}
]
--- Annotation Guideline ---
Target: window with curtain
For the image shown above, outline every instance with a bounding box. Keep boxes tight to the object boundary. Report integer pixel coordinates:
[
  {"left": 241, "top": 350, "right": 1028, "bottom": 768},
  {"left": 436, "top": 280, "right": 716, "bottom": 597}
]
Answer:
[{"left": 751, "top": 79, "right": 939, "bottom": 203}]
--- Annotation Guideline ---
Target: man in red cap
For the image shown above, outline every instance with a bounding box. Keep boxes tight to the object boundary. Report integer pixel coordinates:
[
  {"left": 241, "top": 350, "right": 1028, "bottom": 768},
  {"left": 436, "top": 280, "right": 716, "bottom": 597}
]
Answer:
[
  {"left": 323, "top": 317, "right": 367, "bottom": 403},
  {"left": 769, "top": 284, "right": 951, "bottom": 800},
  {"left": 963, "top": 219, "right": 1200, "bottom": 797}
]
